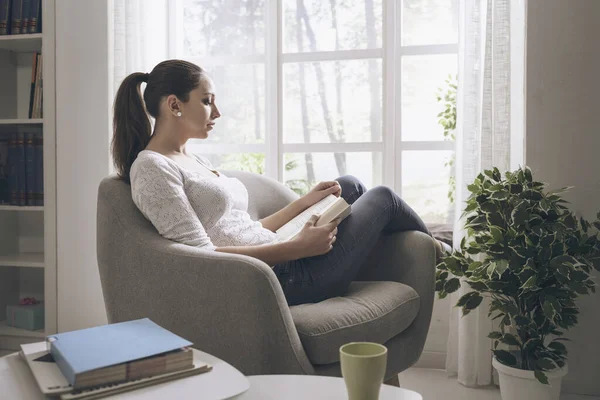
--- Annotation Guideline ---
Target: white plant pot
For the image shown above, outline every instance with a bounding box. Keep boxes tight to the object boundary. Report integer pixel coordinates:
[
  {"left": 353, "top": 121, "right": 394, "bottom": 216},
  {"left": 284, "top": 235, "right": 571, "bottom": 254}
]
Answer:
[{"left": 493, "top": 357, "right": 568, "bottom": 400}]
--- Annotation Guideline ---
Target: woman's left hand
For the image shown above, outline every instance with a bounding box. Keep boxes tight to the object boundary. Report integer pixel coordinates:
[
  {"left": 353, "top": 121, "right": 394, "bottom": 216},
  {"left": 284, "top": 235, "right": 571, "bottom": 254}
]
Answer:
[{"left": 300, "top": 181, "right": 342, "bottom": 208}]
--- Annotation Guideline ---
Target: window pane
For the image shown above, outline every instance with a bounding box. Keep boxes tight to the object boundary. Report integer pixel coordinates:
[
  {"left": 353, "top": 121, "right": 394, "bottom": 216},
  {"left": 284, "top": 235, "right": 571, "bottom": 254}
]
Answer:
[
  {"left": 283, "top": 152, "right": 382, "bottom": 195},
  {"left": 283, "top": 60, "right": 382, "bottom": 143},
  {"left": 195, "top": 64, "right": 265, "bottom": 144},
  {"left": 283, "top": 0, "right": 382, "bottom": 53},
  {"left": 402, "top": 150, "right": 454, "bottom": 224},
  {"left": 402, "top": 55, "right": 457, "bottom": 141},
  {"left": 182, "top": 0, "right": 265, "bottom": 57},
  {"left": 402, "top": 0, "right": 459, "bottom": 46},
  {"left": 192, "top": 153, "right": 266, "bottom": 175}
]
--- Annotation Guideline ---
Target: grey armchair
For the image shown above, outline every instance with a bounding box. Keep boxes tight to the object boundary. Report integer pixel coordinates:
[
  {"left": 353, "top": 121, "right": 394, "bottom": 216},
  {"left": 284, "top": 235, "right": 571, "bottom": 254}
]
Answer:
[{"left": 96, "top": 170, "right": 436, "bottom": 381}]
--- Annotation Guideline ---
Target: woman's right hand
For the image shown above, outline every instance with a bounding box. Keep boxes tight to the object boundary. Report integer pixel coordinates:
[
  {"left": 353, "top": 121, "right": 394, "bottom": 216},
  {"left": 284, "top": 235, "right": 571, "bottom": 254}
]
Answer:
[{"left": 291, "top": 214, "right": 339, "bottom": 259}]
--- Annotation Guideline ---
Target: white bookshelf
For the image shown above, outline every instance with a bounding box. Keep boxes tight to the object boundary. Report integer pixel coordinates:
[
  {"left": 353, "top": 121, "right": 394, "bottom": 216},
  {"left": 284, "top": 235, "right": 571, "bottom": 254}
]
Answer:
[
  {"left": 0, "top": 1, "right": 56, "bottom": 350},
  {"left": 0, "top": 320, "right": 45, "bottom": 338},
  {"left": 0, "top": 253, "right": 44, "bottom": 268},
  {"left": 0, "top": 34, "right": 42, "bottom": 53},
  {"left": 0, "top": 205, "right": 43, "bottom": 211},
  {"left": 0, "top": 119, "right": 43, "bottom": 125}
]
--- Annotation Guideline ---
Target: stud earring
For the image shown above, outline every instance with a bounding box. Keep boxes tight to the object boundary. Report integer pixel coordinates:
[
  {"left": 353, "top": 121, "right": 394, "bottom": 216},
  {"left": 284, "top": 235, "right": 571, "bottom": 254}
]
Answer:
[{"left": 176, "top": 112, "right": 182, "bottom": 117}]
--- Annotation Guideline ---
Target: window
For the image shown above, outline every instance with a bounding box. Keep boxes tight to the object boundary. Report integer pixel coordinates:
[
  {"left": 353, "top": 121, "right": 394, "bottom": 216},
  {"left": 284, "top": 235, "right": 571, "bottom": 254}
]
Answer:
[{"left": 170, "top": 0, "right": 458, "bottom": 225}]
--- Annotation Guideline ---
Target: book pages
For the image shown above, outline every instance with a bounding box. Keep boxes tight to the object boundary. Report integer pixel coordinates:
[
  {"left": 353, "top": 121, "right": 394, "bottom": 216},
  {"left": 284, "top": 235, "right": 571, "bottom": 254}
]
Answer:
[
  {"left": 275, "top": 195, "right": 340, "bottom": 242},
  {"left": 20, "top": 342, "right": 211, "bottom": 399}
]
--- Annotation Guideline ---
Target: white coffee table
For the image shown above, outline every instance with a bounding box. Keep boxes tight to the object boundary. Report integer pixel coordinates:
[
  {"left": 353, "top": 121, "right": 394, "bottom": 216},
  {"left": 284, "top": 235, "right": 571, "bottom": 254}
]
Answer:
[
  {"left": 233, "top": 375, "right": 422, "bottom": 400},
  {"left": 1, "top": 351, "right": 422, "bottom": 399}
]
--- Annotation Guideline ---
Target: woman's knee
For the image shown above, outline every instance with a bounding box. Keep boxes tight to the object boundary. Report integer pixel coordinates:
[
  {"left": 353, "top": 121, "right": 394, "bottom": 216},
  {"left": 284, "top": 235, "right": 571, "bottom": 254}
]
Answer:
[
  {"left": 337, "top": 175, "right": 367, "bottom": 200},
  {"left": 369, "top": 185, "right": 395, "bottom": 198},
  {"left": 368, "top": 185, "right": 403, "bottom": 205}
]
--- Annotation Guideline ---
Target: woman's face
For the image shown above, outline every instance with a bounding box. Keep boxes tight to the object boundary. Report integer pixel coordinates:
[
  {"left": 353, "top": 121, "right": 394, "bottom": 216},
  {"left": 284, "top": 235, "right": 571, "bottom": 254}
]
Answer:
[{"left": 179, "top": 76, "right": 221, "bottom": 139}]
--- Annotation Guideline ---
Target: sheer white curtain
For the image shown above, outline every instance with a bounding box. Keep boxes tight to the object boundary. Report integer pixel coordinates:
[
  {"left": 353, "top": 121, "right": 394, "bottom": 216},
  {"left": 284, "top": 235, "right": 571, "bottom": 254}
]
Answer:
[
  {"left": 446, "top": 0, "right": 512, "bottom": 387},
  {"left": 111, "top": 0, "right": 169, "bottom": 103}
]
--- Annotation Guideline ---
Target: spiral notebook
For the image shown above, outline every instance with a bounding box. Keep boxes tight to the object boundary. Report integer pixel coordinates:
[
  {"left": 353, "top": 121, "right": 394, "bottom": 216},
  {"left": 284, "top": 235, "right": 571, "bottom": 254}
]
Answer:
[{"left": 19, "top": 342, "right": 212, "bottom": 400}]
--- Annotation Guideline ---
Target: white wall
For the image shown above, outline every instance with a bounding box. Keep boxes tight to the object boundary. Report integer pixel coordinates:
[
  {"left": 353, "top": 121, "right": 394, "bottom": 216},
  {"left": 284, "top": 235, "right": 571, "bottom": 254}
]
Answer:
[
  {"left": 53, "top": 0, "right": 171, "bottom": 333},
  {"left": 55, "top": 0, "right": 111, "bottom": 332},
  {"left": 526, "top": 0, "right": 600, "bottom": 395}
]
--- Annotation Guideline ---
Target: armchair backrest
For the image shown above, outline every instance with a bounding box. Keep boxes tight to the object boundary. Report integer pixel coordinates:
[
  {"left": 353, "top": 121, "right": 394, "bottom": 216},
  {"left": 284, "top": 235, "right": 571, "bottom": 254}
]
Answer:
[
  {"left": 221, "top": 170, "right": 299, "bottom": 220},
  {"left": 96, "top": 170, "right": 299, "bottom": 323}
]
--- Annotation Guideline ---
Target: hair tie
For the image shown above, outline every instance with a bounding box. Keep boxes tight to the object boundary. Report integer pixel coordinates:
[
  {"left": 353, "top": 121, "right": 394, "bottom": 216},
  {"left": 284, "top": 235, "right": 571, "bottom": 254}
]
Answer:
[{"left": 142, "top": 73, "right": 149, "bottom": 82}]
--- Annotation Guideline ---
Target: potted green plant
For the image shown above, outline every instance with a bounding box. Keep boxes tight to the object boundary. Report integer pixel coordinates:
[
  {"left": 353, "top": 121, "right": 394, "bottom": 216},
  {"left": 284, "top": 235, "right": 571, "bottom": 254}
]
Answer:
[{"left": 436, "top": 166, "right": 600, "bottom": 400}]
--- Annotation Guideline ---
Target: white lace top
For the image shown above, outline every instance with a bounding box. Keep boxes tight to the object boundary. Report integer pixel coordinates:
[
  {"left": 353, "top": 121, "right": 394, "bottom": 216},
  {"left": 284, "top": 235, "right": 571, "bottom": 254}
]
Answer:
[{"left": 130, "top": 150, "right": 277, "bottom": 250}]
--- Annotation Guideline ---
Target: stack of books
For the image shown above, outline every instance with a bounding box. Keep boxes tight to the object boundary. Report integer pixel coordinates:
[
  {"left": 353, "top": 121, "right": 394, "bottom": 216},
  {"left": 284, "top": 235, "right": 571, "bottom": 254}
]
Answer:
[
  {"left": 0, "top": 128, "right": 43, "bottom": 206},
  {"left": 20, "top": 318, "right": 212, "bottom": 400},
  {"left": 0, "top": 0, "right": 43, "bottom": 35}
]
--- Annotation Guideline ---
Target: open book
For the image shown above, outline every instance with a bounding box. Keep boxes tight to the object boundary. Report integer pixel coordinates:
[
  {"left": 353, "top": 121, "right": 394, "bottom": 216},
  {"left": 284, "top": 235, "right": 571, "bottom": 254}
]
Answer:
[{"left": 274, "top": 194, "right": 351, "bottom": 242}]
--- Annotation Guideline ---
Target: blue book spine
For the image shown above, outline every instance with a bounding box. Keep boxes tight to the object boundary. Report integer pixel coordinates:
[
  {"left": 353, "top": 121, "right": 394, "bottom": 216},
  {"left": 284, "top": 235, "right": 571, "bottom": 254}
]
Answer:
[
  {"left": 20, "top": 0, "right": 30, "bottom": 34},
  {"left": 0, "top": 136, "right": 8, "bottom": 204},
  {"left": 11, "top": 0, "right": 22, "bottom": 35},
  {"left": 0, "top": 0, "right": 11, "bottom": 35},
  {"left": 28, "top": 0, "right": 40, "bottom": 33},
  {"left": 25, "top": 131, "right": 35, "bottom": 205},
  {"left": 48, "top": 339, "right": 77, "bottom": 386},
  {"left": 34, "top": 130, "right": 43, "bottom": 205},
  {"left": 8, "top": 133, "right": 18, "bottom": 205},
  {"left": 16, "top": 131, "right": 26, "bottom": 206}
]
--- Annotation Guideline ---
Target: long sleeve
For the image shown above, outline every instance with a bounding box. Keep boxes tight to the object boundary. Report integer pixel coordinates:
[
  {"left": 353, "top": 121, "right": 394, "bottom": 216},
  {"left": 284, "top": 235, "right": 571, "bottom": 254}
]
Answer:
[{"left": 130, "top": 156, "right": 216, "bottom": 250}]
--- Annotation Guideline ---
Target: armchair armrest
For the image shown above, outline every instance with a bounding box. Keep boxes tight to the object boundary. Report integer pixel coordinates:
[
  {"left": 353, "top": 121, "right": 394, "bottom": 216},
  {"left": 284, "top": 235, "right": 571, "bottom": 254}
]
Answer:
[
  {"left": 354, "top": 231, "right": 436, "bottom": 368},
  {"left": 355, "top": 230, "right": 436, "bottom": 299},
  {"left": 100, "top": 236, "right": 314, "bottom": 376}
]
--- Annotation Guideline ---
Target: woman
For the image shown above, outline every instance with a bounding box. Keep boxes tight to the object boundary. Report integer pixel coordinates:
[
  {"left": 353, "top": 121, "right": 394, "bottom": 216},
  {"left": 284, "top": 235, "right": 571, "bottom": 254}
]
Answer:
[{"left": 112, "top": 59, "right": 450, "bottom": 306}]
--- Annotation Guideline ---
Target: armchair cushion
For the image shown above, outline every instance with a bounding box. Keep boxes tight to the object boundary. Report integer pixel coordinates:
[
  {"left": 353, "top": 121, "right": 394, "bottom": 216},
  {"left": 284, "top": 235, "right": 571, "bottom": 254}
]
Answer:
[{"left": 289, "top": 281, "right": 420, "bottom": 365}]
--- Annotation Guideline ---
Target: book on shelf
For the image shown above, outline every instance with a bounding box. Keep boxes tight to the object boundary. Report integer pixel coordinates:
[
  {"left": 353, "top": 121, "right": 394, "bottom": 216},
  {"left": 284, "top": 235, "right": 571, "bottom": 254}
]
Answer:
[
  {"left": 0, "top": 134, "right": 8, "bottom": 202},
  {"left": 0, "top": 0, "right": 42, "bottom": 35},
  {"left": 46, "top": 318, "right": 199, "bottom": 389},
  {"left": 24, "top": 130, "right": 34, "bottom": 204},
  {"left": 28, "top": 51, "right": 37, "bottom": 117},
  {"left": 9, "top": 130, "right": 24, "bottom": 205},
  {"left": 274, "top": 194, "right": 351, "bottom": 242},
  {"left": 28, "top": 0, "right": 41, "bottom": 33},
  {"left": 18, "top": 0, "right": 26, "bottom": 32},
  {"left": 29, "top": 52, "right": 43, "bottom": 119},
  {"left": 34, "top": 128, "right": 42, "bottom": 204},
  {"left": 9, "top": 0, "right": 22, "bottom": 35},
  {"left": 0, "top": 126, "right": 42, "bottom": 205},
  {"left": 0, "top": 0, "right": 9, "bottom": 35}
]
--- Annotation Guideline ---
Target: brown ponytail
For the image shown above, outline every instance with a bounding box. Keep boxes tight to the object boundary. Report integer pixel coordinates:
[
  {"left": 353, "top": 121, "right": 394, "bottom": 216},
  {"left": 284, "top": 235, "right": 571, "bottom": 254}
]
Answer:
[
  {"left": 111, "top": 60, "right": 205, "bottom": 183},
  {"left": 111, "top": 72, "right": 151, "bottom": 183}
]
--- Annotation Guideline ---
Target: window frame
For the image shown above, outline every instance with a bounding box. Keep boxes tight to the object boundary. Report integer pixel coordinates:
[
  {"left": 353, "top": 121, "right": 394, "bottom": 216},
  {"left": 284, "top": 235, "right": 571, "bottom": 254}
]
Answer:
[{"left": 168, "top": 0, "right": 457, "bottom": 196}]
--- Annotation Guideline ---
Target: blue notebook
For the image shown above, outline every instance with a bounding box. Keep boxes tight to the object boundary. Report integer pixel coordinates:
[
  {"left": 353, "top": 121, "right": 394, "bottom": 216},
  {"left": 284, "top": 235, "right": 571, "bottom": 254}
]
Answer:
[{"left": 47, "top": 318, "right": 193, "bottom": 386}]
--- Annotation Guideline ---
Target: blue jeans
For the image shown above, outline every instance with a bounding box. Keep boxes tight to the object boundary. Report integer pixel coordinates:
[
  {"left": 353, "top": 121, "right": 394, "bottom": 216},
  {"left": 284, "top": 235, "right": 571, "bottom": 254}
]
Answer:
[{"left": 273, "top": 175, "right": 432, "bottom": 306}]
